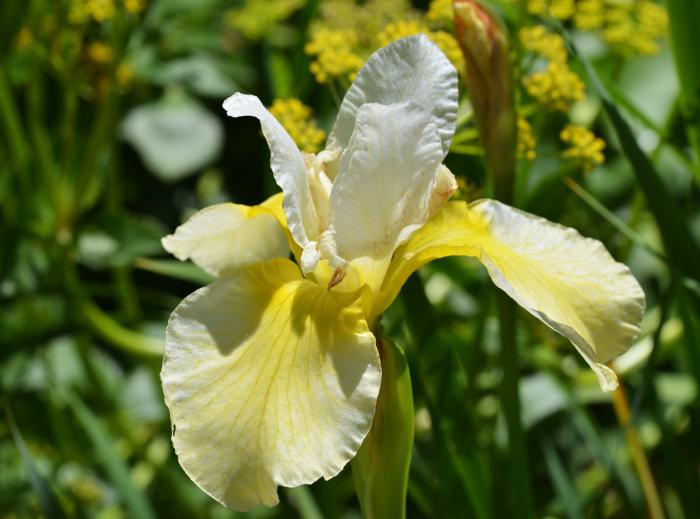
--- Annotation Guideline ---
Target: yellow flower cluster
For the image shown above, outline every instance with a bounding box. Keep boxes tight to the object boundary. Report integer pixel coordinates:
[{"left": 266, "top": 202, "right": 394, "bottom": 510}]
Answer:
[
  {"left": 517, "top": 118, "right": 537, "bottom": 161},
  {"left": 601, "top": 1, "right": 668, "bottom": 56},
  {"left": 376, "top": 21, "right": 465, "bottom": 77},
  {"left": 520, "top": 25, "right": 584, "bottom": 112},
  {"left": 523, "top": 61, "right": 584, "bottom": 112},
  {"left": 427, "top": 0, "right": 454, "bottom": 24},
  {"left": 227, "top": 0, "right": 304, "bottom": 40},
  {"left": 376, "top": 19, "right": 425, "bottom": 47},
  {"left": 86, "top": 0, "right": 115, "bottom": 22},
  {"left": 527, "top": 0, "right": 667, "bottom": 56},
  {"left": 528, "top": 0, "right": 576, "bottom": 19},
  {"left": 519, "top": 25, "right": 567, "bottom": 64},
  {"left": 305, "top": 0, "right": 464, "bottom": 85},
  {"left": 304, "top": 28, "right": 364, "bottom": 84},
  {"left": 268, "top": 99, "right": 326, "bottom": 153},
  {"left": 560, "top": 124, "right": 605, "bottom": 170}
]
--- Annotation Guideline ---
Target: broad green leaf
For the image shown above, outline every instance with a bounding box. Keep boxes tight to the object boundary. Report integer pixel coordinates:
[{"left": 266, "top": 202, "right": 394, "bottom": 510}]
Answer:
[{"left": 122, "top": 91, "right": 223, "bottom": 182}]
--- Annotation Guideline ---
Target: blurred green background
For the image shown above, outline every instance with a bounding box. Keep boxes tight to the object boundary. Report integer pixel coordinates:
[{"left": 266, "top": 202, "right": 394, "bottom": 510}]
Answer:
[{"left": 2, "top": 0, "right": 700, "bottom": 517}]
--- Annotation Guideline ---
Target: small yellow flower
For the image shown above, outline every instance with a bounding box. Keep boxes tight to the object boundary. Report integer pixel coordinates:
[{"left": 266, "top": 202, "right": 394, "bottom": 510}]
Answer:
[
  {"left": 227, "top": 0, "right": 304, "bottom": 40},
  {"left": 527, "top": 0, "right": 574, "bottom": 20},
  {"left": 86, "top": 0, "right": 115, "bottom": 22},
  {"left": 116, "top": 63, "right": 135, "bottom": 85},
  {"left": 305, "top": 28, "right": 364, "bottom": 83},
  {"left": 87, "top": 41, "right": 113, "bottom": 64},
  {"left": 123, "top": 0, "right": 146, "bottom": 14},
  {"left": 268, "top": 99, "right": 326, "bottom": 153},
  {"left": 427, "top": 0, "right": 454, "bottom": 24},
  {"left": 376, "top": 20, "right": 426, "bottom": 47},
  {"left": 573, "top": 0, "right": 605, "bottom": 30},
  {"left": 522, "top": 61, "right": 585, "bottom": 112},
  {"left": 560, "top": 124, "right": 605, "bottom": 170},
  {"left": 517, "top": 118, "right": 537, "bottom": 160},
  {"left": 519, "top": 25, "right": 567, "bottom": 64},
  {"left": 14, "top": 27, "right": 33, "bottom": 50}
]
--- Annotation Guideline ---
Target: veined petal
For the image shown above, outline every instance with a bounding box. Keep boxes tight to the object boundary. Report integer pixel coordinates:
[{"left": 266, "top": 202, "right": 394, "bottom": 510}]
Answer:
[
  {"left": 379, "top": 201, "right": 645, "bottom": 391},
  {"left": 162, "top": 202, "right": 288, "bottom": 276},
  {"left": 162, "top": 258, "right": 381, "bottom": 511},
  {"left": 222, "top": 93, "right": 318, "bottom": 248},
  {"left": 326, "top": 102, "right": 443, "bottom": 265},
  {"left": 328, "top": 34, "right": 458, "bottom": 157}
]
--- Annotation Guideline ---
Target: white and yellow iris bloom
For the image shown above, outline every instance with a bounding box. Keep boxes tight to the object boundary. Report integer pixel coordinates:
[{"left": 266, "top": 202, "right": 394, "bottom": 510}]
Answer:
[{"left": 161, "top": 35, "right": 645, "bottom": 511}]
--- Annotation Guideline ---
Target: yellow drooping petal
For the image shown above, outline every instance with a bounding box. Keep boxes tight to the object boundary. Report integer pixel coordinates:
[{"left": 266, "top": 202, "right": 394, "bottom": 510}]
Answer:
[
  {"left": 162, "top": 258, "right": 381, "bottom": 510},
  {"left": 378, "top": 201, "right": 645, "bottom": 390},
  {"left": 162, "top": 199, "right": 288, "bottom": 276}
]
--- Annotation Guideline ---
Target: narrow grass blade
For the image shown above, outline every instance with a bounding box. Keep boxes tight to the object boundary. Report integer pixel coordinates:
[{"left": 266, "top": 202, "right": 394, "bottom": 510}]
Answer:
[
  {"left": 3, "top": 400, "right": 67, "bottom": 519},
  {"left": 66, "top": 392, "right": 156, "bottom": 519},
  {"left": 666, "top": 0, "right": 700, "bottom": 183},
  {"left": 285, "top": 486, "right": 325, "bottom": 519},
  {"left": 541, "top": 440, "right": 583, "bottom": 519}
]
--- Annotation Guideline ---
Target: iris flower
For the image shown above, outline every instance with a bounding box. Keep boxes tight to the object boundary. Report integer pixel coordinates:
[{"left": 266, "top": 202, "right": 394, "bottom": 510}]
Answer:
[{"left": 161, "top": 35, "right": 644, "bottom": 511}]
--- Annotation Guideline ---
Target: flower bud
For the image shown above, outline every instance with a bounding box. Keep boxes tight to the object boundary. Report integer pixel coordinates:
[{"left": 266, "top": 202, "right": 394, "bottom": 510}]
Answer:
[{"left": 454, "top": 0, "right": 517, "bottom": 201}]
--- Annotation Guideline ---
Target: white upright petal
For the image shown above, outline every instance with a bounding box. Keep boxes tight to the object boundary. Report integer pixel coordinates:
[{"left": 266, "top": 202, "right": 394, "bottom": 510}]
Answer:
[
  {"left": 328, "top": 34, "right": 458, "bottom": 157},
  {"left": 162, "top": 203, "right": 289, "bottom": 276},
  {"left": 222, "top": 93, "right": 317, "bottom": 248},
  {"left": 326, "top": 102, "right": 444, "bottom": 263}
]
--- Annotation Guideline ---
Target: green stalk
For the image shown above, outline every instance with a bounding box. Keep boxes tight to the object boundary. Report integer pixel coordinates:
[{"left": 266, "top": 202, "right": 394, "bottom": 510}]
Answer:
[
  {"left": 0, "top": 68, "right": 28, "bottom": 177},
  {"left": 666, "top": 0, "right": 700, "bottom": 184},
  {"left": 496, "top": 290, "right": 533, "bottom": 518},
  {"left": 352, "top": 338, "right": 414, "bottom": 519}
]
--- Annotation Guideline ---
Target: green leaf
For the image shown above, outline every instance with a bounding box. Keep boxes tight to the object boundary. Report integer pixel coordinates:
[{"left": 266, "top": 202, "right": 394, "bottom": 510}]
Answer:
[
  {"left": 77, "top": 213, "right": 165, "bottom": 269},
  {"left": 567, "top": 33, "right": 700, "bottom": 282},
  {"left": 352, "top": 338, "right": 414, "bottom": 519},
  {"left": 134, "top": 258, "right": 215, "bottom": 285},
  {"left": 121, "top": 90, "right": 223, "bottom": 182},
  {"left": 666, "top": 0, "right": 700, "bottom": 182},
  {"left": 541, "top": 441, "right": 583, "bottom": 519}
]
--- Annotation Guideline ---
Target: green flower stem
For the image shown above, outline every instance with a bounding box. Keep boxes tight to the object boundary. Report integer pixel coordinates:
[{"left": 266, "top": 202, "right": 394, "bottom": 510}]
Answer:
[
  {"left": 352, "top": 338, "right": 414, "bottom": 519},
  {"left": 496, "top": 290, "right": 534, "bottom": 518},
  {"left": 0, "top": 67, "right": 28, "bottom": 179}
]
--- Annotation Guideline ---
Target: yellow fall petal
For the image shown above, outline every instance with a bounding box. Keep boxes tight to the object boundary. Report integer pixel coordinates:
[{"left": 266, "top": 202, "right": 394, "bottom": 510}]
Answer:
[
  {"left": 378, "top": 200, "right": 645, "bottom": 391},
  {"left": 162, "top": 258, "right": 381, "bottom": 510},
  {"left": 162, "top": 198, "right": 289, "bottom": 276},
  {"left": 261, "top": 192, "right": 303, "bottom": 261}
]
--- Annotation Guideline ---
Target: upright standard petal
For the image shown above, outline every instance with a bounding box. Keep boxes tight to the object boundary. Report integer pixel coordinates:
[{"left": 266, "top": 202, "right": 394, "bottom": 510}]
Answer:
[
  {"left": 326, "top": 102, "right": 444, "bottom": 266},
  {"left": 379, "top": 201, "right": 645, "bottom": 390},
  {"left": 162, "top": 202, "right": 289, "bottom": 276},
  {"left": 327, "top": 34, "right": 459, "bottom": 157},
  {"left": 162, "top": 258, "right": 381, "bottom": 511},
  {"left": 222, "top": 94, "right": 319, "bottom": 249}
]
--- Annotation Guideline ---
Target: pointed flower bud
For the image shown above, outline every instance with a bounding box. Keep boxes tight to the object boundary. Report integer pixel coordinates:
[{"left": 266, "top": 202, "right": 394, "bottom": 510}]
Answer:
[{"left": 454, "top": 0, "right": 517, "bottom": 201}]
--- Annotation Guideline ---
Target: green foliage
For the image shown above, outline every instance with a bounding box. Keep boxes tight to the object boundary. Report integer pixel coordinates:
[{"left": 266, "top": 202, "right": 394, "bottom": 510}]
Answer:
[{"left": 1, "top": 0, "right": 699, "bottom": 518}]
